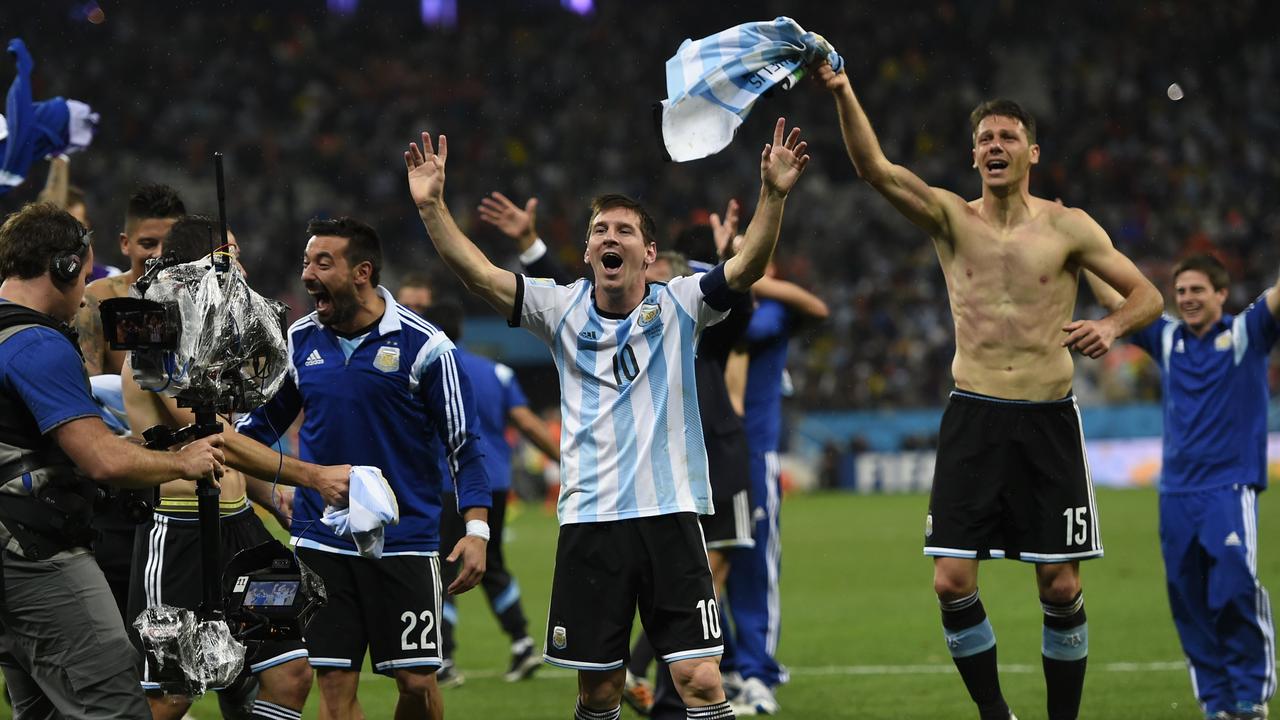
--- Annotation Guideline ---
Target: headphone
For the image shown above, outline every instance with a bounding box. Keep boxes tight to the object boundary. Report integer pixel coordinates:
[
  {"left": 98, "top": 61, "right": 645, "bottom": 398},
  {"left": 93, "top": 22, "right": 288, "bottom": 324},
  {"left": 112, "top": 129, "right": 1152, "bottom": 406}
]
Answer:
[{"left": 50, "top": 227, "right": 91, "bottom": 284}]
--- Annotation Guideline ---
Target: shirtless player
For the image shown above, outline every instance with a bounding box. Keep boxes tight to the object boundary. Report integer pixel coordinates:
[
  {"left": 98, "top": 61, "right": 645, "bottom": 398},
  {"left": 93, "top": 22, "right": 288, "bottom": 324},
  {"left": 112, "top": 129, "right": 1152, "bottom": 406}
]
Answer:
[{"left": 815, "top": 62, "right": 1162, "bottom": 720}]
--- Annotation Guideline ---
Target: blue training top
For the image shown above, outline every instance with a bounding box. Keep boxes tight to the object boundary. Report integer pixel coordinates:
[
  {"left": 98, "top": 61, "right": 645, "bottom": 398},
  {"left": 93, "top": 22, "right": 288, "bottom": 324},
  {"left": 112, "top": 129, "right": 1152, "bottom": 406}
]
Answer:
[
  {"left": 1131, "top": 293, "right": 1280, "bottom": 493},
  {"left": 236, "top": 288, "right": 490, "bottom": 555},
  {"left": 439, "top": 347, "right": 529, "bottom": 494},
  {"left": 743, "top": 298, "right": 793, "bottom": 454}
]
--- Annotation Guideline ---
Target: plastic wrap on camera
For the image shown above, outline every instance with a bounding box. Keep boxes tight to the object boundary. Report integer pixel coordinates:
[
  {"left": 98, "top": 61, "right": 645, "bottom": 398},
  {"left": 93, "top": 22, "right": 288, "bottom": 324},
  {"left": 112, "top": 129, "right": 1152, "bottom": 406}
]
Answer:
[
  {"left": 133, "top": 604, "right": 194, "bottom": 675},
  {"left": 180, "top": 618, "right": 246, "bottom": 692},
  {"left": 131, "top": 257, "right": 289, "bottom": 413},
  {"left": 133, "top": 605, "right": 246, "bottom": 694}
]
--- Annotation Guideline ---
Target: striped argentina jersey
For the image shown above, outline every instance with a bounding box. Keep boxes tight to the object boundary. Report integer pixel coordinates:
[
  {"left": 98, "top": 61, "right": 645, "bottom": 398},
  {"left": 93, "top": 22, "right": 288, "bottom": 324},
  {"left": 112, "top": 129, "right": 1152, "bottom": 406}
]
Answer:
[
  {"left": 510, "top": 266, "right": 739, "bottom": 524},
  {"left": 235, "top": 286, "right": 490, "bottom": 555}
]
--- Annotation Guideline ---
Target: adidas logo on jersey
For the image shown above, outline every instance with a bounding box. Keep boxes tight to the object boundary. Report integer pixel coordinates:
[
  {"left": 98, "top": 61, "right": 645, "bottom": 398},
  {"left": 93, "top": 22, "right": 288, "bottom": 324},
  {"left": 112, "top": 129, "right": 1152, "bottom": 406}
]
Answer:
[
  {"left": 304, "top": 349, "right": 325, "bottom": 366},
  {"left": 1225, "top": 531, "right": 1242, "bottom": 547}
]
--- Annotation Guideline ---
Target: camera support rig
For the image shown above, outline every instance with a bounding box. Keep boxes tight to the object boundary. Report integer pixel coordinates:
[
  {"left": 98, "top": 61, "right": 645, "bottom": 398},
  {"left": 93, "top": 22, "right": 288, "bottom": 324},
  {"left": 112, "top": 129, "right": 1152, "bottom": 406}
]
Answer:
[{"left": 142, "top": 405, "right": 226, "bottom": 619}]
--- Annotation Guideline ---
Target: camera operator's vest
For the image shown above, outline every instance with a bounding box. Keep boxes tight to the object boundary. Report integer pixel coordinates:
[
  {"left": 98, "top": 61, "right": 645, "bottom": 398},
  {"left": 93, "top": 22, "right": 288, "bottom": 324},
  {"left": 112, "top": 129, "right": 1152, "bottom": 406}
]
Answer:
[{"left": 0, "top": 303, "right": 98, "bottom": 560}]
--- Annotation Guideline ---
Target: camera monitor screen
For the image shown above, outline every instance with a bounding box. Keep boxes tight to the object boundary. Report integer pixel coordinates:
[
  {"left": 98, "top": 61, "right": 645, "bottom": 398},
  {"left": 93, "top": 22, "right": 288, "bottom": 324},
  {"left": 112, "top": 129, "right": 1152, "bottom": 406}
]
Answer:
[
  {"left": 242, "top": 580, "right": 299, "bottom": 608},
  {"left": 100, "top": 297, "right": 180, "bottom": 351}
]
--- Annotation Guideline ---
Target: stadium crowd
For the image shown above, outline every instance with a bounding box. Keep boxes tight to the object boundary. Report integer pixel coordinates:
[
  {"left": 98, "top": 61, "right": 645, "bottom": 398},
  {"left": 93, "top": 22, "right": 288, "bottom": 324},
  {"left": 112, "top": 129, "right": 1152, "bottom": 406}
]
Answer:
[{"left": 4, "top": 0, "right": 1278, "bottom": 412}]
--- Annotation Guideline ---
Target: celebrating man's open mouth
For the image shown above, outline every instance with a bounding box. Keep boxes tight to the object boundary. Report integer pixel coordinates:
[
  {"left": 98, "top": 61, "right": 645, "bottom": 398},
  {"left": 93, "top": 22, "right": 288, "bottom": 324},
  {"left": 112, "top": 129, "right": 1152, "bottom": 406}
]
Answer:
[{"left": 601, "top": 251, "right": 624, "bottom": 273}]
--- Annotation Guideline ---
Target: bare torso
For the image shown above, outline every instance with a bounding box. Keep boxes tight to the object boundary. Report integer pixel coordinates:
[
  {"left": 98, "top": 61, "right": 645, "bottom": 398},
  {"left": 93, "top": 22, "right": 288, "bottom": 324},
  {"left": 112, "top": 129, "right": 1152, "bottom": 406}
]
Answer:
[
  {"left": 935, "top": 196, "right": 1080, "bottom": 401},
  {"left": 79, "top": 274, "right": 133, "bottom": 376},
  {"left": 121, "top": 359, "right": 246, "bottom": 501}
]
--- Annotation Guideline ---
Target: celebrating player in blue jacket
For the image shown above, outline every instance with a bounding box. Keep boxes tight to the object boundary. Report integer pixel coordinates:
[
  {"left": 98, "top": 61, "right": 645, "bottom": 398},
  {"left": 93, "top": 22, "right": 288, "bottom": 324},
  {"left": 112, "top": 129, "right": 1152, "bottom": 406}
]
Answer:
[
  {"left": 236, "top": 217, "right": 490, "bottom": 720},
  {"left": 1094, "top": 255, "right": 1278, "bottom": 720}
]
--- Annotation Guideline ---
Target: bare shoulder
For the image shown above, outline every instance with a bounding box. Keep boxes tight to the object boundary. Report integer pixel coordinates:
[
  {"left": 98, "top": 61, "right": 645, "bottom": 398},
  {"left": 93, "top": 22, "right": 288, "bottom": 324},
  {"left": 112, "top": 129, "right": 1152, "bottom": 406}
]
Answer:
[
  {"left": 1040, "top": 199, "right": 1100, "bottom": 237},
  {"left": 86, "top": 274, "right": 130, "bottom": 301}
]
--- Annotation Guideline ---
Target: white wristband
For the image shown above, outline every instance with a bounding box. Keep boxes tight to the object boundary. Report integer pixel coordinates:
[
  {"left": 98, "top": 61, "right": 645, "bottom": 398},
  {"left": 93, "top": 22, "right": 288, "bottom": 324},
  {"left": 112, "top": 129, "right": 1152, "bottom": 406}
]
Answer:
[
  {"left": 518, "top": 237, "right": 548, "bottom": 266},
  {"left": 465, "top": 519, "right": 491, "bottom": 541}
]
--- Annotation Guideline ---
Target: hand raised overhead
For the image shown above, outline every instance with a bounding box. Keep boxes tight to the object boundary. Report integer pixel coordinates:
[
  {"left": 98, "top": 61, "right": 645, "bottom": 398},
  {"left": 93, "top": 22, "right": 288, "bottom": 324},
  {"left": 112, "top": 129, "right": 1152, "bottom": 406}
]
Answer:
[
  {"left": 405, "top": 132, "right": 447, "bottom": 208},
  {"left": 478, "top": 191, "right": 539, "bottom": 250},
  {"left": 760, "top": 118, "right": 810, "bottom": 197}
]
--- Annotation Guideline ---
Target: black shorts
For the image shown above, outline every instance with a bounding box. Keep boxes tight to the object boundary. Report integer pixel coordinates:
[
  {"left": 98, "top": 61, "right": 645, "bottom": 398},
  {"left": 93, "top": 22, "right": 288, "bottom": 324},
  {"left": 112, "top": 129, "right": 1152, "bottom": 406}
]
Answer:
[
  {"left": 702, "top": 427, "right": 754, "bottom": 550},
  {"left": 924, "top": 390, "right": 1103, "bottom": 563},
  {"left": 545, "top": 513, "right": 721, "bottom": 670},
  {"left": 296, "top": 548, "right": 442, "bottom": 676},
  {"left": 128, "top": 507, "right": 308, "bottom": 689}
]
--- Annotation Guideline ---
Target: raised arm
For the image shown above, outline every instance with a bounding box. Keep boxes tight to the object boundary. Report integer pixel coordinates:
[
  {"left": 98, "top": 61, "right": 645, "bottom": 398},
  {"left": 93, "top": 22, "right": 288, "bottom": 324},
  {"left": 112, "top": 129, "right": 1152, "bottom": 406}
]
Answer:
[
  {"left": 724, "top": 118, "right": 810, "bottom": 292},
  {"left": 37, "top": 155, "right": 70, "bottom": 207},
  {"left": 1061, "top": 209, "right": 1163, "bottom": 357},
  {"left": 815, "top": 62, "right": 950, "bottom": 238},
  {"left": 406, "top": 133, "right": 517, "bottom": 318},
  {"left": 478, "top": 191, "right": 539, "bottom": 253},
  {"left": 479, "top": 191, "right": 576, "bottom": 284},
  {"left": 752, "top": 276, "right": 829, "bottom": 319},
  {"left": 508, "top": 405, "right": 560, "bottom": 463}
]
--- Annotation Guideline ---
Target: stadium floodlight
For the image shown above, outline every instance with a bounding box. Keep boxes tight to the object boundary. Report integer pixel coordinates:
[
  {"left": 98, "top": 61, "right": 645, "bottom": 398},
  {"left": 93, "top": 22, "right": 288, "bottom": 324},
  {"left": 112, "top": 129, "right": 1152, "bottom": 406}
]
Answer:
[
  {"left": 421, "top": 0, "right": 457, "bottom": 28},
  {"left": 562, "top": 0, "right": 594, "bottom": 15},
  {"left": 327, "top": 0, "right": 358, "bottom": 15}
]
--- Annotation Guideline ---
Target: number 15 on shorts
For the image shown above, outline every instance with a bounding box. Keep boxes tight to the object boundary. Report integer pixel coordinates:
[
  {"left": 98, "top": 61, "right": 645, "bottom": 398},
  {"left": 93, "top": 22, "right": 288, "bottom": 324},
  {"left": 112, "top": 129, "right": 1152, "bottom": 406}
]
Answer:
[{"left": 1063, "top": 506, "right": 1089, "bottom": 547}]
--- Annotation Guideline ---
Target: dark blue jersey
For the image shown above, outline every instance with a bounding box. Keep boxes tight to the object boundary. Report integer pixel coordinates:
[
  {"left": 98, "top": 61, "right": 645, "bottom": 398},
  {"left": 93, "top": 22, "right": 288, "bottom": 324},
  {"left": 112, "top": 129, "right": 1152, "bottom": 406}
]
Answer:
[
  {"left": 1132, "top": 295, "right": 1280, "bottom": 493},
  {"left": 236, "top": 288, "right": 490, "bottom": 555},
  {"left": 743, "top": 298, "right": 793, "bottom": 454},
  {"left": 439, "top": 348, "right": 528, "bottom": 493}
]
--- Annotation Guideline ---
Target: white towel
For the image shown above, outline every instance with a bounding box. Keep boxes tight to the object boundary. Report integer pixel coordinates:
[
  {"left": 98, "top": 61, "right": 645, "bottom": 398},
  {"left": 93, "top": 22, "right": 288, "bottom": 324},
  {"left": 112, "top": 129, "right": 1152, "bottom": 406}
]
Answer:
[
  {"left": 321, "top": 466, "right": 399, "bottom": 559},
  {"left": 658, "top": 17, "right": 843, "bottom": 162}
]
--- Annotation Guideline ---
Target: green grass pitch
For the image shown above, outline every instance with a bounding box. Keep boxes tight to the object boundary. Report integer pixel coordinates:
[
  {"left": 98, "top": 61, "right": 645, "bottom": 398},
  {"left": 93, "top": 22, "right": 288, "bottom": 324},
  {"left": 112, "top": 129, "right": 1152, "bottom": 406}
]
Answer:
[{"left": 43, "top": 488, "right": 1278, "bottom": 719}]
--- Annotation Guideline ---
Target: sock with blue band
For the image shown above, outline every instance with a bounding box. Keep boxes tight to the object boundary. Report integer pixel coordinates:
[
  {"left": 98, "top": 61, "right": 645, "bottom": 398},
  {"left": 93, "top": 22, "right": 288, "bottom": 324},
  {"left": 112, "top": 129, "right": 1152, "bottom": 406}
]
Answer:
[
  {"left": 941, "top": 590, "right": 1010, "bottom": 720},
  {"left": 1042, "top": 591, "right": 1088, "bottom": 720},
  {"left": 251, "top": 700, "right": 302, "bottom": 720}
]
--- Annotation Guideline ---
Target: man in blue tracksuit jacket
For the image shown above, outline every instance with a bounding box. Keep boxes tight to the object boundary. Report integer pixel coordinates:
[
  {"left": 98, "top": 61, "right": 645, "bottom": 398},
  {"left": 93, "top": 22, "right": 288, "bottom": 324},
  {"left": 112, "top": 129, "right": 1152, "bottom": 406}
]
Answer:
[
  {"left": 1117, "top": 253, "right": 1278, "bottom": 720},
  {"left": 236, "top": 217, "right": 490, "bottom": 720}
]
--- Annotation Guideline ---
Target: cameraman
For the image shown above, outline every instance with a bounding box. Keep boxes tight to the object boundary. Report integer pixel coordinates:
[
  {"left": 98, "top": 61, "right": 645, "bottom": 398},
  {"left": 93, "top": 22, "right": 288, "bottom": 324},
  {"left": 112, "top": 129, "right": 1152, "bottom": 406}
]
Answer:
[
  {"left": 0, "top": 202, "right": 224, "bottom": 718},
  {"left": 120, "top": 216, "right": 348, "bottom": 720}
]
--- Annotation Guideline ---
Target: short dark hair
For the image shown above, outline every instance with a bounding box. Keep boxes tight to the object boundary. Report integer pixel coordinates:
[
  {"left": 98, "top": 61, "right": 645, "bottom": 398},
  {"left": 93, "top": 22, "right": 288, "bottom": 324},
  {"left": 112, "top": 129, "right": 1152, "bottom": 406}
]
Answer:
[
  {"left": 305, "top": 216, "right": 382, "bottom": 286},
  {"left": 969, "top": 99, "right": 1037, "bottom": 144},
  {"left": 163, "top": 215, "right": 219, "bottom": 264},
  {"left": 1172, "top": 253, "right": 1230, "bottom": 291},
  {"left": 585, "top": 194, "right": 658, "bottom": 248},
  {"left": 420, "top": 299, "right": 464, "bottom": 342},
  {"left": 125, "top": 183, "right": 186, "bottom": 226},
  {"left": 0, "top": 202, "right": 90, "bottom": 280}
]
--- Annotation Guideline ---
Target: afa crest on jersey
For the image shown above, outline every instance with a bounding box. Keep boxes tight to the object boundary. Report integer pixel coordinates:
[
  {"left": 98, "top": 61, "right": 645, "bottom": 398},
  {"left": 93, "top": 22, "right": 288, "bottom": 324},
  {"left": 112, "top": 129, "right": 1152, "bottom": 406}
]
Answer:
[
  {"left": 552, "top": 625, "right": 567, "bottom": 650},
  {"left": 374, "top": 346, "right": 400, "bottom": 373},
  {"left": 638, "top": 303, "right": 661, "bottom": 327},
  {"left": 1214, "top": 331, "right": 1233, "bottom": 351}
]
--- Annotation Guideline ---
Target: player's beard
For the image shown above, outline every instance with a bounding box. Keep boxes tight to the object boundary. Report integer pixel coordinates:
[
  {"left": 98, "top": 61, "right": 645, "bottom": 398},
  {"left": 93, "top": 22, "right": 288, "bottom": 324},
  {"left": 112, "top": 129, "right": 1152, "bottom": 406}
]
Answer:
[{"left": 311, "top": 278, "right": 360, "bottom": 328}]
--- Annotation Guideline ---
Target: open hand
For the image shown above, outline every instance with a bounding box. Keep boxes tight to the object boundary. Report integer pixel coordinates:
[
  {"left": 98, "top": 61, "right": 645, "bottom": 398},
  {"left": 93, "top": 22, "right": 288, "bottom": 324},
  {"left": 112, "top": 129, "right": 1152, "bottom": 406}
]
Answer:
[
  {"left": 446, "top": 535, "right": 487, "bottom": 595},
  {"left": 478, "top": 192, "right": 538, "bottom": 250},
  {"left": 710, "top": 198, "right": 740, "bottom": 259},
  {"left": 1062, "top": 318, "right": 1117, "bottom": 359},
  {"left": 760, "top": 118, "right": 810, "bottom": 197},
  {"left": 405, "top": 132, "right": 447, "bottom": 208}
]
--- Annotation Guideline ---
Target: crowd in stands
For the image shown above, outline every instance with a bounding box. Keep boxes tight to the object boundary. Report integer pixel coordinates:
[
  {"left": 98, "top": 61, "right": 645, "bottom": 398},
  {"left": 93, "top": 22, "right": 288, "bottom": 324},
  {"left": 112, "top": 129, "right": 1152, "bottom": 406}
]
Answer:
[{"left": 3, "top": 0, "right": 1275, "bottom": 410}]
